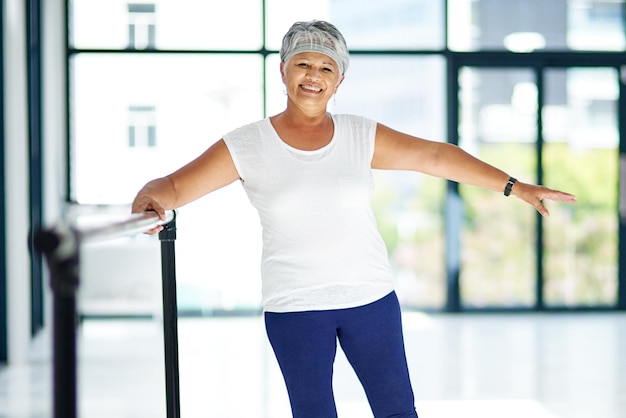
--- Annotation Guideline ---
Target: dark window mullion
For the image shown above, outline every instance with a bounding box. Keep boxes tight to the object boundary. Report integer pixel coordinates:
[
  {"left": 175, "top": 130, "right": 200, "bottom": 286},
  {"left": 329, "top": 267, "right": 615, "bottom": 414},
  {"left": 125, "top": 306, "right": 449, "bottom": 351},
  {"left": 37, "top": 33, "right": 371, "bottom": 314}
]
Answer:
[
  {"left": 0, "top": 0, "right": 7, "bottom": 364},
  {"left": 445, "top": 55, "right": 462, "bottom": 312},
  {"left": 536, "top": 66, "right": 545, "bottom": 310},
  {"left": 27, "top": 0, "right": 44, "bottom": 336},
  {"left": 617, "top": 66, "right": 626, "bottom": 311}
]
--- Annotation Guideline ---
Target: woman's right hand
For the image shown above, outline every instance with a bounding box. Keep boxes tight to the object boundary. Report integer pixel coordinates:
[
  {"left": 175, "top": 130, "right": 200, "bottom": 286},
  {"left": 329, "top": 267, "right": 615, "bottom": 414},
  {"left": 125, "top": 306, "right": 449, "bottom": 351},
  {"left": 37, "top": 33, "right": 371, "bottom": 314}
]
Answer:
[
  {"left": 129, "top": 139, "right": 240, "bottom": 235},
  {"left": 131, "top": 194, "right": 166, "bottom": 235}
]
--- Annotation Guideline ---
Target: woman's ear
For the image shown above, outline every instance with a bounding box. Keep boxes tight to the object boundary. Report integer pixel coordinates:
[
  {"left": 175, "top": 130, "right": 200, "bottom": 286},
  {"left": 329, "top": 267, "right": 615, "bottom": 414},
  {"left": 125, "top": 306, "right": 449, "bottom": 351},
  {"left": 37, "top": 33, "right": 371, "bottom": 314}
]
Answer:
[
  {"left": 280, "top": 61, "right": 286, "bottom": 83},
  {"left": 334, "top": 74, "right": 345, "bottom": 93}
]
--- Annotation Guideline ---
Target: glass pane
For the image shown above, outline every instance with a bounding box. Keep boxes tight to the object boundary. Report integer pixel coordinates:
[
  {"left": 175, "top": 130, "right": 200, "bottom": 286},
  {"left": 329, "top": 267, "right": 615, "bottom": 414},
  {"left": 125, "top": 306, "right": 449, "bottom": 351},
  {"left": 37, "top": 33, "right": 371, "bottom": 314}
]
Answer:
[
  {"left": 70, "top": 0, "right": 263, "bottom": 50},
  {"left": 267, "top": 54, "right": 447, "bottom": 308},
  {"left": 449, "top": 0, "right": 625, "bottom": 52},
  {"left": 71, "top": 53, "right": 265, "bottom": 312},
  {"left": 71, "top": 53, "right": 263, "bottom": 203},
  {"left": 458, "top": 68, "right": 538, "bottom": 308},
  {"left": 543, "top": 68, "right": 618, "bottom": 307},
  {"left": 266, "top": 0, "right": 444, "bottom": 50}
]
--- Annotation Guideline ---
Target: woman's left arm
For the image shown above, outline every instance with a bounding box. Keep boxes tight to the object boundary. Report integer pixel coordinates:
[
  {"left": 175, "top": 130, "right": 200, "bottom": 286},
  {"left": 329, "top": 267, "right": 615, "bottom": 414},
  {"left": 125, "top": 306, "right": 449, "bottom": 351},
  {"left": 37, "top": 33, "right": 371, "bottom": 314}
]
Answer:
[{"left": 372, "top": 123, "right": 576, "bottom": 216}]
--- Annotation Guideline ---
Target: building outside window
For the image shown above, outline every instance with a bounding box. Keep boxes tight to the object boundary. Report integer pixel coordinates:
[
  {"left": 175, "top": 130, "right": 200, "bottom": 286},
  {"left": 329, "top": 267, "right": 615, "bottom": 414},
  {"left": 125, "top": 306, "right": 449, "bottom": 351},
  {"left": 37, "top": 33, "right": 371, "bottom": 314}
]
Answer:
[
  {"left": 127, "top": 3, "right": 155, "bottom": 50},
  {"left": 128, "top": 105, "right": 156, "bottom": 148}
]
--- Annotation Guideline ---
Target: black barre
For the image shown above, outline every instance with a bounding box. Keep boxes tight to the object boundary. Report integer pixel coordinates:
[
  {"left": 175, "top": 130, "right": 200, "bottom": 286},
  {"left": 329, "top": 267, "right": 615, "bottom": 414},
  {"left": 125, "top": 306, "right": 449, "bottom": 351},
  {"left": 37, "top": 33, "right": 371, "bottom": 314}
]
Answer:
[{"left": 33, "top": 210, "right": 180, "bottom": 418}]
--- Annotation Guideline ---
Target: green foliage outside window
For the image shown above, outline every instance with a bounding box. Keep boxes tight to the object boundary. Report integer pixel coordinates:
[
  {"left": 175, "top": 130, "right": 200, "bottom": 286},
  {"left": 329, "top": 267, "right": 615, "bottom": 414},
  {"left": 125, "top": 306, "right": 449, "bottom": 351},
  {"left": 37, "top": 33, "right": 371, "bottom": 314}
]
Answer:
[{"left": 372, "top": 142, "right": 617, "bottom": 308}]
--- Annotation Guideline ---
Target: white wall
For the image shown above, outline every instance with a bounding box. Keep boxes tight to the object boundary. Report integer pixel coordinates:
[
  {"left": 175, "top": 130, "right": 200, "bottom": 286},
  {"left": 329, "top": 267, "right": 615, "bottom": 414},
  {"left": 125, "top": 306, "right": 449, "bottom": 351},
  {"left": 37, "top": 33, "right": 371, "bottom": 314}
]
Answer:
[{"left": 4, "top": 0, "right": 32, "bottom": 365}]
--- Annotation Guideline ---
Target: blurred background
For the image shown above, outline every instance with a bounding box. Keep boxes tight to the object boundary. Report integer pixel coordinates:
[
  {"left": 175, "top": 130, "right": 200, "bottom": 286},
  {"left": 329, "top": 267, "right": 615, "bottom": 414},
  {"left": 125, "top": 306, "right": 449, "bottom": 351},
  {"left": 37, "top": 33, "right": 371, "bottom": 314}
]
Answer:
[
  {"left": 67, "top": 0, "right": 623, "bottom": 314},
  {"left": 2, "top": 0, "right": 626, "bottom": 417}
]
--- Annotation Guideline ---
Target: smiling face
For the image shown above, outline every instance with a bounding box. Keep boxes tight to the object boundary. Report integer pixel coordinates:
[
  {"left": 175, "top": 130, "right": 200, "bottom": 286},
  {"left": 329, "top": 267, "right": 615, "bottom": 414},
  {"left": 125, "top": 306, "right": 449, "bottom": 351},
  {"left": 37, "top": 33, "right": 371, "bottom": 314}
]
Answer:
[{"left": 281, "top": 52, "right": 345, "bottom": 112}]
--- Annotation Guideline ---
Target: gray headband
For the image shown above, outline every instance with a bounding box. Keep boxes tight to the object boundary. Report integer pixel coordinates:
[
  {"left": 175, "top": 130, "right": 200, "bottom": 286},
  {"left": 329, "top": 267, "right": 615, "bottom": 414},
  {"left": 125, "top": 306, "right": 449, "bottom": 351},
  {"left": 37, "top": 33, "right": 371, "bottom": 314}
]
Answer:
[{"left": 282, "top": 43, "right": 345, "bottom": 75}]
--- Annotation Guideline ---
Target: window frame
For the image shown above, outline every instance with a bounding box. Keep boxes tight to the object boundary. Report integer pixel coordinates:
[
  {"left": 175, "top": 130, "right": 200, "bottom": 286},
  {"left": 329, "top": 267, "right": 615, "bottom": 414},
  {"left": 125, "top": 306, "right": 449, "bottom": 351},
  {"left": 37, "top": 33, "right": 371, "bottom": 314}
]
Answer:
[{"left": 64, "top": 0, "right": 626, "bottom": 313}]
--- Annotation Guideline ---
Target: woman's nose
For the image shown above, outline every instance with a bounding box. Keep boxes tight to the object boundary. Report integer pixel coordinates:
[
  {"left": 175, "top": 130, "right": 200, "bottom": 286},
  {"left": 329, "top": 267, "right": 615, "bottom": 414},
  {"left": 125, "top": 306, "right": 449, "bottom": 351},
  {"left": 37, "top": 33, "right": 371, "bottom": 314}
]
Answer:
[{"left": 305, "top": 68, "right": 321, "bottom": 79}]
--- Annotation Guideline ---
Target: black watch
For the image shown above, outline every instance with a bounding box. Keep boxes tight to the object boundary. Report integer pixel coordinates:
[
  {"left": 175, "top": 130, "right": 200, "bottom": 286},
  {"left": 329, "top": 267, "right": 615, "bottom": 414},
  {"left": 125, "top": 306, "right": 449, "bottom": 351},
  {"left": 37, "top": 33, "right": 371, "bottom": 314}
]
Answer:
[{"left": 504, "top": 177, "right": 517, "bottom": 197}]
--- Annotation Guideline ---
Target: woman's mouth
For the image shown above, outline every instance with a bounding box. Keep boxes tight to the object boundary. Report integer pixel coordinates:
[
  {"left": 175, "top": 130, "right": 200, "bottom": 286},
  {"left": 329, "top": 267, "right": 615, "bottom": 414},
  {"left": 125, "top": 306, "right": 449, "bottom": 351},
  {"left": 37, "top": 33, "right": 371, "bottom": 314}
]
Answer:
[{"left": 300, "top": 84, "right": 322, "bottom": 93}]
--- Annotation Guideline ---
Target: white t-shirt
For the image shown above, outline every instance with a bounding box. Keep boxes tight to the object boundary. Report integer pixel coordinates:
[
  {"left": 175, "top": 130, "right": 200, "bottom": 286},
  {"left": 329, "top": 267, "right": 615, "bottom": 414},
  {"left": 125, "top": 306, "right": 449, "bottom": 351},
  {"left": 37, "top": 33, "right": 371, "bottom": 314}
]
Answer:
[{"left": 223, "top": 114, "right": 394, "bottom": 312}]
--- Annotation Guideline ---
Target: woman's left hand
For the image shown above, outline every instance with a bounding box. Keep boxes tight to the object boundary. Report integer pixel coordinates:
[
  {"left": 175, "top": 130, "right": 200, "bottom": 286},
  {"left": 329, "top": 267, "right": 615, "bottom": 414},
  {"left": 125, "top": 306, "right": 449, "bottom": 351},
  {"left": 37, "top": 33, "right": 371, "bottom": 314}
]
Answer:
[{"left": 511, "top": 181, "right": 577, "bottom": 217}]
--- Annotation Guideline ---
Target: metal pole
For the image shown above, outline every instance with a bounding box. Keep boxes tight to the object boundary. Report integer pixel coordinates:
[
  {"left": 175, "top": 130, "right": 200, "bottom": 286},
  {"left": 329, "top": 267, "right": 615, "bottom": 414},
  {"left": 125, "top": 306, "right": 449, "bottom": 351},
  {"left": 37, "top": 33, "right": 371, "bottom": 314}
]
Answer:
[
  {"left": 159, "top": 213, "right": 181, "bottom": 418},
  {"left": 34, "top": 225, "right": 80, "bottom": 418},
  {"left": 78, "top": 210, "right": 175, "bottom": 244}
]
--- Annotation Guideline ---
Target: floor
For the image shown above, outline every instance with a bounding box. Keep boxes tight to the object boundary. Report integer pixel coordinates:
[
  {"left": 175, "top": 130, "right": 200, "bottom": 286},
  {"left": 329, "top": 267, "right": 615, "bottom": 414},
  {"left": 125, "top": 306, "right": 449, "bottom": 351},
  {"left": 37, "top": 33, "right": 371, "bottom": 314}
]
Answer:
[{"left": 0, "top": 312, "right": 625, "bottom": 418}]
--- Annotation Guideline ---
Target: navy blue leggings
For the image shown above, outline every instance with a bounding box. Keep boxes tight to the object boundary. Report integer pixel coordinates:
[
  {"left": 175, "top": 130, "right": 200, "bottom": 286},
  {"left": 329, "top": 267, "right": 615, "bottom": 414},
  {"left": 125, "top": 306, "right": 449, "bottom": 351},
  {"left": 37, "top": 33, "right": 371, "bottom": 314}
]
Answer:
[{"left": 265, "top": 291, "right": 418, "bottom": 418}]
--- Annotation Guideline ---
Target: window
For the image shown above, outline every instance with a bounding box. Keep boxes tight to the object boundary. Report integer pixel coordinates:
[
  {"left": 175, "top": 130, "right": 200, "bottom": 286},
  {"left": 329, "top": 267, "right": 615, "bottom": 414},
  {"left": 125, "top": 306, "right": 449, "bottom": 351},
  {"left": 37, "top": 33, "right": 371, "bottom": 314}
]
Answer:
[
  {"left": 128, "top": 105, "right": 156, "bottom": 148},
  {"left": 127, "top": 3, "right": 156, "bottom": 50},
  {"left": 449, "top": 0, "right": 626, "bottom": 51},
  {"left": 458, "top": 68, "right": 538, "bottom": 308},
  {"left": 69, "top": 1, "right": 447, "bottom": 313},
  {"left": 543, "top": 67, "right": 619, "bottom": 307},
  {"left": 68, "top": 0, "right": 625, "bottom": 312}
]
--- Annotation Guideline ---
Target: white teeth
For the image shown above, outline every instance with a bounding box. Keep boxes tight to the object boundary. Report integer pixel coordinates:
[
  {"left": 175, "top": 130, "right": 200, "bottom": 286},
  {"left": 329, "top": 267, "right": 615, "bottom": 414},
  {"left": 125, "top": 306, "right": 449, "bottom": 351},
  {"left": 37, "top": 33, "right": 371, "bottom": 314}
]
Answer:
[{"left": 301, "top": 85, "right": 321, "bottom": 92}]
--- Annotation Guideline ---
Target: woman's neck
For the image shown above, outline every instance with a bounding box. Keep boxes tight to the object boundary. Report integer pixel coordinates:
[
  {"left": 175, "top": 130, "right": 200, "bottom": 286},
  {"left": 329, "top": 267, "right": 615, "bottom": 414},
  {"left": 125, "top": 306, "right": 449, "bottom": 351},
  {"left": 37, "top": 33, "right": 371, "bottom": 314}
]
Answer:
[{"left": 274, "top": 103, "right": 329, "bottom": 127}]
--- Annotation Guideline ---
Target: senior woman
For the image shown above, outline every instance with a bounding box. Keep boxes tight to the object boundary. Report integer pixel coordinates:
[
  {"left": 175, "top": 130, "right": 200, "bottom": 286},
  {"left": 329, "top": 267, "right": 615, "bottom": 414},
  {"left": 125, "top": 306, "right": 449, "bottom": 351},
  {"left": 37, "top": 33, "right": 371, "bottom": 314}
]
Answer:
[{"left": 132, "top": 20, "right": 576, "bottom": 418}]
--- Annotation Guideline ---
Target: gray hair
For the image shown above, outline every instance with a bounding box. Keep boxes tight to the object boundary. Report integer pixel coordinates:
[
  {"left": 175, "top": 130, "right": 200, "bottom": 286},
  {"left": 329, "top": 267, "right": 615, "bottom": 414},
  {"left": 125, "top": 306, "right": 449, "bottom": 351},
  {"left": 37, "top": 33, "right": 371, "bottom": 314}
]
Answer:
[{"left": 280, "top": 20, "right": 349, "bottom": 75}]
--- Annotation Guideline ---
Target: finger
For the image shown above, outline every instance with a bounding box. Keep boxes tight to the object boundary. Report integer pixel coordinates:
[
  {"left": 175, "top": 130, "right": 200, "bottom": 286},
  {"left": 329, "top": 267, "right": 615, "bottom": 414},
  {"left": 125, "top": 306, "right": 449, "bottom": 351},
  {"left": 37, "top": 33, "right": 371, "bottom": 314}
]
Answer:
[
  {"left": 542, "top": 190, "right": 577, "bottom": 203},
  {"left": 143, "top": 225, "right": 164, "bottom": 235},
  {"left": 131, "top": 201, "right": 144, "bottom": 214},
  {"left": 146, "top": 202, "right": 166, "bottom": 220},
  {"left": 145, "top": 206, "right": 166, "bottom": 220},
  {"left": 155, "top": 208, "right": 166, "bottom": 221},
  {"left": 534, "top": 200, "right": 550, "bottom": 217},
  {"left": 131, "top": 197, "right": 154, "bottom": 214},
  {"left": 555, "top": 193, "right": 577, "bottom": 203},
  {"left": 134, "top": 199, "right": 166, "bottom": 220}
]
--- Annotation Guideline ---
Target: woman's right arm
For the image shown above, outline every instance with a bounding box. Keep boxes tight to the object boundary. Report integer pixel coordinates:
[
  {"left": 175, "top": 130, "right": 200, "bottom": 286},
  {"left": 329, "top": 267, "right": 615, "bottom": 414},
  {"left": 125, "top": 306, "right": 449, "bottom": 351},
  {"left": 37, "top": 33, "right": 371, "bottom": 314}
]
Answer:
[{"left": 131, "top": 139, "right": 240, "bottom": 229}]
